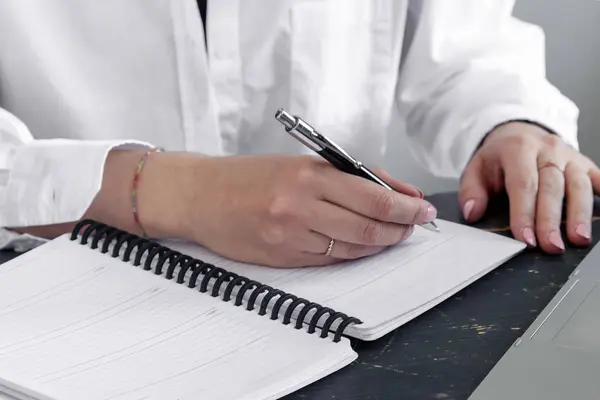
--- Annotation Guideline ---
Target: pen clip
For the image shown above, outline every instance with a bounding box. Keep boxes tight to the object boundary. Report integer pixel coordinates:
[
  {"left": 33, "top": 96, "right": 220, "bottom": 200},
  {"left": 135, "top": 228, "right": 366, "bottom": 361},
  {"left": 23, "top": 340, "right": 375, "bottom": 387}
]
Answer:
[
  {"left": 290, "top": 122, "right": 325, "bottom": 153},
  {"left": 274, "top": 108, "right": 362, "bottom": 170}
]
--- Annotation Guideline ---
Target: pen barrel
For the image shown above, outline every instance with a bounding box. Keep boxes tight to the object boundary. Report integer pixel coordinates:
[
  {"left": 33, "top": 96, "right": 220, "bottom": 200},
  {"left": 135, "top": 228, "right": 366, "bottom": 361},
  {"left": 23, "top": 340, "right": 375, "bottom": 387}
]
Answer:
[
  {"left": 317, "top": 149, "right": 362, "bottom": 176},
  {"left": 318, "top": 149, "right": 393, "bottom": 191}
]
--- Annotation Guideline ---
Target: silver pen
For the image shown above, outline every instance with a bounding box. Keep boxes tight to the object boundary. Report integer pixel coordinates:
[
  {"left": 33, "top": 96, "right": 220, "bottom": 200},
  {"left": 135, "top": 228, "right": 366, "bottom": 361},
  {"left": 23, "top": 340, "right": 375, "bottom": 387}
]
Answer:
[{"left": 275, "top": 108, "right": 439, "bottom": 233}]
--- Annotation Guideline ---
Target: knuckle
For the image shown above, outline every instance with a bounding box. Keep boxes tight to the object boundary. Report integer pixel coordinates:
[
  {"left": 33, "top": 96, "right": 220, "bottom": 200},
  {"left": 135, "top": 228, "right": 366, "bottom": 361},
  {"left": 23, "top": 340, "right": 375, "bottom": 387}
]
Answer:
[
  {"left": 506, "top": 134, "right": 533, "bottom": 149},
  {"left": 359, "top": 219, "right": 384, "bottom": 244},
  {"left": 538, "top": 178, "right": 561, "bottom": 195},
  {"left": 268, "top": 195, "right": 296, "bottom": 219},
  {"left": 259, "top": 224, "right": 286, "bottom": 245},
  {"left": 295, "top": 164, "right": 318, "bottom": 187},
  {"left": 372, "top": 192, "right": 397, "bottom": 220},
  {"left": 568, "top": 177, "right": 588, "bottom": 193},
  {"left": 566, "top": 167, "right": 590, "bottom": 191},
  {"left": 542, "top": 134, "right": 563, "bottom": 149},
  {"left": 513, "top": 176, "right": 538, "bottom": 193},
  {"left": 399, "top": 197, "right": 426, "bottom": 225}
]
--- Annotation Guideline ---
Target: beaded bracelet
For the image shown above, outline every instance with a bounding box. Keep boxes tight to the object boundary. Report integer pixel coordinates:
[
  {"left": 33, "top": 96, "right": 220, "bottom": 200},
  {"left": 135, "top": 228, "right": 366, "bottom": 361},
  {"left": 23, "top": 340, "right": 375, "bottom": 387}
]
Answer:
[{"left": 132, "top": 147, "right": 164, "bottom": 237}]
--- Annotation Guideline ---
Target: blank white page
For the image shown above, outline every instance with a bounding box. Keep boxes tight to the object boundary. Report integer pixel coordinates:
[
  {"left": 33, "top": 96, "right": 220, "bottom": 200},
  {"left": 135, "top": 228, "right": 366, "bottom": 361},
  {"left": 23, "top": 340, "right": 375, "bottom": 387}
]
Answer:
[
  {"left": 0, "top": 236, "right": 355, "bottom": 400},
  {"left": 165, "top": 219, "right": 525, "bottom": 340}
]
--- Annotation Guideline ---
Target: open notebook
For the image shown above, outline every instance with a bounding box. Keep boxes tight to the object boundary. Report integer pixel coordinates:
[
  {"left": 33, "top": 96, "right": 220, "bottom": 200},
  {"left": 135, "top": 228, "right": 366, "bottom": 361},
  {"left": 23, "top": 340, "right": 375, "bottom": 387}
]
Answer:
[
  {"left": 0, "top": 218, "right": 525, "bottom": 400},
  {"left": 163, "top": 219, "right": 526, "bottom": 340}
]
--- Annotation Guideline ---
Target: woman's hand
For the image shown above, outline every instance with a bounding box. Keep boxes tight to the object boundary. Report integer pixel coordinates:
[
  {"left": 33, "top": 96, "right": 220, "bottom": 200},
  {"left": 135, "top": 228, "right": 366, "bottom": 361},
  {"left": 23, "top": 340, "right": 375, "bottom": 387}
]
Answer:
[
  {"left": 459, "top": 122, "right": 600, "bottom": 254},
  {"left": 174, "top": 155, "right": 437, "bottom": 267},
  {"left": 11, "top": 150, "right": 434, "bottom": 268}
]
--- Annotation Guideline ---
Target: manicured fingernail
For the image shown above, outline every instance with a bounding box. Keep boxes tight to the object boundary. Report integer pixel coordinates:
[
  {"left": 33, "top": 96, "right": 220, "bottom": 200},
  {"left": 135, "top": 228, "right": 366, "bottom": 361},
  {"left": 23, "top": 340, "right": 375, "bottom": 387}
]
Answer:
[
  {"left": 548, "top": 231, "right": 565, "bottom": 251},
  {"left": 425, "top": 205, "right": 437, "bottom": 222},
  {"left": 522, "top": 227, "right": 537, "bottom": 247},
  {"left": 576, "top": 224, "right": 591, "bottom": 240},
  {"left": 417, "top": 189, "right": 424, "bottom": 198},
  {"left": 462, "top": 199, "right": 475, "bottom": 220}
]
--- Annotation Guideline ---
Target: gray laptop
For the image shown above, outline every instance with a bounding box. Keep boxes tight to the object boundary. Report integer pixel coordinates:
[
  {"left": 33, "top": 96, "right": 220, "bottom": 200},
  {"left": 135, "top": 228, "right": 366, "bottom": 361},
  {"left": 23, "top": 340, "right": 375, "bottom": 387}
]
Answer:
[{"left": 469, "top": 241, "right": 600, "bottom": 399}]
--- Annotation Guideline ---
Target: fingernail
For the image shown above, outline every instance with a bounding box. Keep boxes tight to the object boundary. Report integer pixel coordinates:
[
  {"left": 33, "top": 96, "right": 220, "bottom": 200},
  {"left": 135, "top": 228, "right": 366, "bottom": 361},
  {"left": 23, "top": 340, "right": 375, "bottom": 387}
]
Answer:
[
  {"left": 522, "top": 227, "right": 537, "bottom": 247},
  {"left": 425, "top": 204, "right": 437, "bottom": 222},
  {"left": 462, "top": 199, "right": 475, "bottom": 220},
  {"left": 576, "top": 224, "right": 591, "bottom": 240},
  {"left": 548, "top": 231, "right": 565, "bottom": 251},
  {"left": 417, "top": 189, "right": 424, "bottom": 199}
]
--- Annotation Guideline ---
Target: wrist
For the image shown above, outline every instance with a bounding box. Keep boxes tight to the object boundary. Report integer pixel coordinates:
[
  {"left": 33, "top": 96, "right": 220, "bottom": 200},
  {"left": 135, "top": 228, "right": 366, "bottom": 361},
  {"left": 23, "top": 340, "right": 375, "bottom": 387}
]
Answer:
[
  {"left": 85, "top": 149, "right": 195, "bottom": 240},
  {"left": 134, "top": 151, "right": 198, "bottom": 240},
  {"left": 484, "top": 120, "right": 554, "bottom": 145}
]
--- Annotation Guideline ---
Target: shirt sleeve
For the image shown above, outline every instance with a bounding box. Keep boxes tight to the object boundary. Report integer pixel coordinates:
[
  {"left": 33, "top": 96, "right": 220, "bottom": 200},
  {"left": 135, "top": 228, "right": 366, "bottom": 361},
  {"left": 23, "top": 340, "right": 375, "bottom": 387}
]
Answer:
[
  {"left": 0, "top": 107, "right": 153, "bottom": 250},
  {"left": 396, "top": 0, "right": 579, "bottom": 179}
]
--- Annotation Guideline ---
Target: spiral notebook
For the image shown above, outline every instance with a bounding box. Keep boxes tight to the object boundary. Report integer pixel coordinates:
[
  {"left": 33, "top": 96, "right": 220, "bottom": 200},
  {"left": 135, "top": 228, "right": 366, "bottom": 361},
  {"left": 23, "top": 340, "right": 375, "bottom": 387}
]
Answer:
[
  {"left": 0, "top": 218, "right": 525, "bottom": 400},
  {"left": 161, "top": 219, "right": 526, "bottom": 340}
]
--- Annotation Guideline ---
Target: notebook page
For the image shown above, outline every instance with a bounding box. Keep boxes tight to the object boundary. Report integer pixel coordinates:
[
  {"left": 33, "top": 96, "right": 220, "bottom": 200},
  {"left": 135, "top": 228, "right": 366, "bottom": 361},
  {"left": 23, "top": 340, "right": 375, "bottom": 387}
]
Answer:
[
  {"left": 0, "top": 235, "right": 356, "bottom": 400},
  {"left": 164, "top": 220, "right": 525, "bottom": 340}
]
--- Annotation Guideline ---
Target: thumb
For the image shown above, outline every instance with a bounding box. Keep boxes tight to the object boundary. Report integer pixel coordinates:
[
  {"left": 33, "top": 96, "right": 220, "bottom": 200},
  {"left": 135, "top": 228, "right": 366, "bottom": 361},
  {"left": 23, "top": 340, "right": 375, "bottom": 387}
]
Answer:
[{"left": 458, "top": 156, "right": 490, "bottom": 223}]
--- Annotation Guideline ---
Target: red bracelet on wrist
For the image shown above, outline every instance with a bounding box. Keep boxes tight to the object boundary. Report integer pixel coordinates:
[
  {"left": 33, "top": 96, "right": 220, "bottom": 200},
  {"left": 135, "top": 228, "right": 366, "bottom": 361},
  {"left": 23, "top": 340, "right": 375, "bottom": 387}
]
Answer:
[{"left": 132, "top": 147, "right": 164, "bottom": 237}]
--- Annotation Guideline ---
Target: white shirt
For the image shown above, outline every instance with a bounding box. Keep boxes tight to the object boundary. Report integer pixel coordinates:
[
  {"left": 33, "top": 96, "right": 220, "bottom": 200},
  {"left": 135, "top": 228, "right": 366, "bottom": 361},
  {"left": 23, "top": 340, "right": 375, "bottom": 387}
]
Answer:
[{"left": 0, "top": 0, "right": 580, "bottom": 251}]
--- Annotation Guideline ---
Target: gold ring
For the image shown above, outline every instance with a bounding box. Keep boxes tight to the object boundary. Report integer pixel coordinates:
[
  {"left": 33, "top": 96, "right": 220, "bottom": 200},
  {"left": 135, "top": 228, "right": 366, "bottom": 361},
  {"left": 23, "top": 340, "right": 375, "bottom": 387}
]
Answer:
[
  {"left": 325, "top": 238, "right": 335, "bottom": 256},
  {"left": 538, "top": 161, "right": 564, "bottom": 173}
]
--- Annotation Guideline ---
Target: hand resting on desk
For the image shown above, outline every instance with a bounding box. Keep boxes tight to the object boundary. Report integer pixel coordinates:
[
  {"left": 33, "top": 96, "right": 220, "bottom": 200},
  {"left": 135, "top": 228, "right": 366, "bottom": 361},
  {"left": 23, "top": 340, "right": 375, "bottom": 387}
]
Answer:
[{"left": 460, "top": 121, "right": 600, "bottom": 254}]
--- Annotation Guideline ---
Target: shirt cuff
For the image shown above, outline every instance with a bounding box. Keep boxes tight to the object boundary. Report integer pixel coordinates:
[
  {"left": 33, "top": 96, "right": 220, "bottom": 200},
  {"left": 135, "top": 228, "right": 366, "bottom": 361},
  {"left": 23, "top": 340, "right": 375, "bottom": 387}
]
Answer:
[
  {"left": 0, "top": 228, "right": 47, "bottom": 252},
  {"left": 0, "top": 139, "right": 153, "bottom": 228},
  {"left": 457, "top": 103, "right": 579, "bottom": 172}
]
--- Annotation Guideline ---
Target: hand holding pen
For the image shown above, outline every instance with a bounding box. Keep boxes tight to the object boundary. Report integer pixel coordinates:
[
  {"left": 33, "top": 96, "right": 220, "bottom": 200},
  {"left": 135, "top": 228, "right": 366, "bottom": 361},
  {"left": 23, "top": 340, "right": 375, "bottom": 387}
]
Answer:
[
  {"left": 275, "top": 108, "right": 439, "bottom": 233},
  {"left": 152, "top": 110, "right": 439, "bottom": 270}
]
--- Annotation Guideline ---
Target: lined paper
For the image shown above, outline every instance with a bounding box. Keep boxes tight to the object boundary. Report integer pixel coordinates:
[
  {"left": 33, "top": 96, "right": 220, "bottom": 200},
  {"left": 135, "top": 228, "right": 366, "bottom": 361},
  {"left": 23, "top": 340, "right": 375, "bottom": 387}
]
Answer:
[
  {"left": 0, "top": 236, "right": 355, "bottom": 400},
  {"left": 166, "top": 219, "right": 525, "bottom": 340}
]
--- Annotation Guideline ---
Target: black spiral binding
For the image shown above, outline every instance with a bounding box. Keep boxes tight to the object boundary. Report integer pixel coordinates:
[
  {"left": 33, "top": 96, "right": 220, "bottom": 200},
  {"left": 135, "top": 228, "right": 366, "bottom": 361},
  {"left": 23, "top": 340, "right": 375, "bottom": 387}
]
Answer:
[{"left": 70, "top": 219, "right": 362, "bottom": 343}]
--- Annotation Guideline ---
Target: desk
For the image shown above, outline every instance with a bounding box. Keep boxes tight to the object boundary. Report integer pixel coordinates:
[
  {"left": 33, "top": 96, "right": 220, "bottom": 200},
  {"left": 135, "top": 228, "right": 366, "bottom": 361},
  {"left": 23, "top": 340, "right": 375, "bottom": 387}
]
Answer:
[
  {"left": 0, "top": 192, "right": 597, "bottom": 400},
  {"left": 282, "top": 191, "right": 600, "bottom": 399}
]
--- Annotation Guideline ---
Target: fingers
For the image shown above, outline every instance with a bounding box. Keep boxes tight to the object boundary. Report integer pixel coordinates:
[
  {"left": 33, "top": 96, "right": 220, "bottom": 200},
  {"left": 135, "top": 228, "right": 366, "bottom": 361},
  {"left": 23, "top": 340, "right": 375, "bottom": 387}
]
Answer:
[
  {"left": 535, "top": 160, "right": 566, "bottom": 254},
  {"left": 564, "top": 163, "right": 593, "bottom": 246},
  {"left": 319, "top": 168, "right": 437, "bottom": 226},
  {"left": 458, "top": 156, "right": 490, "bottom": 223},
  {"left": 371, "top": 167, "right": 423, "bottom": 198},
  {"left": 502, "top": 149, "right": 539, "bottom": 247},
  {"left": 306, "top": 199, "right": 413, "bottom": 246}
]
